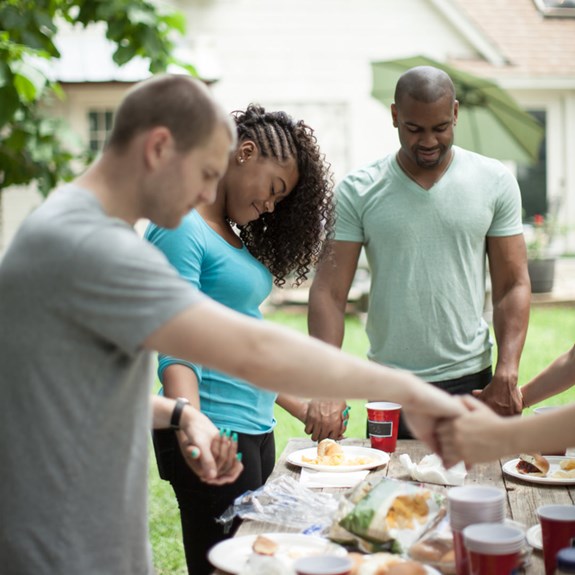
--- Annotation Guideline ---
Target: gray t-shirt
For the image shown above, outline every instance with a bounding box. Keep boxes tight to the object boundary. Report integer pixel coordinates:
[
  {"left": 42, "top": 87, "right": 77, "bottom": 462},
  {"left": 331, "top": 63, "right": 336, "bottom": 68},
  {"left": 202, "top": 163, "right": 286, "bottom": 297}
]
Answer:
[{"left": 0, "top": 186, "right": 203, "bottom": 574}]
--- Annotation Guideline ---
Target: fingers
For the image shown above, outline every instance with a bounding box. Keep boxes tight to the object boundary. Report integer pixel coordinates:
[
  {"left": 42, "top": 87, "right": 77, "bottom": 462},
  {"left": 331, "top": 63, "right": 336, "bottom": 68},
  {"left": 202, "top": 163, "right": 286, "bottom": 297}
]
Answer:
[
  {"left": 211, "top": 429, "right": 240, "bottom": 477},
  {"left": 304, "top": 401, "right": 350, "bottom": 442},
  {"left": 471, "top": 388, "right": 482, "bottom": 397}
]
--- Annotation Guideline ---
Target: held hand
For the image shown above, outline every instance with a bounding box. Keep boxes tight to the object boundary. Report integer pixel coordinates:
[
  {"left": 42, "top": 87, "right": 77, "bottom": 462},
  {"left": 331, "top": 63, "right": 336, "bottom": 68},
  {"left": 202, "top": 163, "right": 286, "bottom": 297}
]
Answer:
[
  {"left": 401, "top": 379, "right": 467, "bottom": 453},
  {"left": 178, "top": 408, "right": 243, "bottom": 485},
  {"left": 436, "top": 395, "right": 507, "bottom": 469},
  {"left": 304, "top": 399, "right": 348, "bottom": 442},
  {"left": 473, "top": 372, "right": 522, "bottom": 416}
]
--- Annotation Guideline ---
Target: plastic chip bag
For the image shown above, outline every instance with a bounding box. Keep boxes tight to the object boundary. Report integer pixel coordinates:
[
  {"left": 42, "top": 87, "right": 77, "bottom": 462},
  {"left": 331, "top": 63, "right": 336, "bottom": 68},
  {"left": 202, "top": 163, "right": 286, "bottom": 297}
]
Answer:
[
  {"left": 217, "top": 475, "right": 340, "bottom": 533},
  {"left": 337, "top": 477, "right": 446, "bottom": 554}
]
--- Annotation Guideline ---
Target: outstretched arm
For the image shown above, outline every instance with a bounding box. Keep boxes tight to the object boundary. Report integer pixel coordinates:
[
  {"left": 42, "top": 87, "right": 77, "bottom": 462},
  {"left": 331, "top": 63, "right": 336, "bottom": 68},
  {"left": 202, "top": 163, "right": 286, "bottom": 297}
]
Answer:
[
  {"left": 145, "top": 298, "right": 466, "bottom": 452},
  {"left": 520, "top": 345, "right": 575, "bottom": 408},
  {"left": 438, "top": 395, "right": 575, "bottom": 468}
]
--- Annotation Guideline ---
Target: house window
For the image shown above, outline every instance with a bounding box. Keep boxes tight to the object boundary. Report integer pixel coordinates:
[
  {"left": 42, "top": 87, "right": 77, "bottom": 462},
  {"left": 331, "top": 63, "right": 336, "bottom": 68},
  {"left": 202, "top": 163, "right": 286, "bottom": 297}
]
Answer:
[
  {"left": 88, "top": 109, "right": 114, "bottom": 152},
  {"left": 517, "top": 110, "right": 547, "bottom": 218},
  {"left": 532, "top": 0, "right": 575, "bottom": 17}
]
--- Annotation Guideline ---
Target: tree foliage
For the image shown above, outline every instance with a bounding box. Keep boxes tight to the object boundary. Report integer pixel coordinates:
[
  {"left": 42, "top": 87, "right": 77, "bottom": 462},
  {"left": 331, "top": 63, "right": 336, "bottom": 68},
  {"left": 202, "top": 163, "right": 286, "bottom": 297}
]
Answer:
[{"left": 0, "top": 0, "right": 191, "bottom": 195}]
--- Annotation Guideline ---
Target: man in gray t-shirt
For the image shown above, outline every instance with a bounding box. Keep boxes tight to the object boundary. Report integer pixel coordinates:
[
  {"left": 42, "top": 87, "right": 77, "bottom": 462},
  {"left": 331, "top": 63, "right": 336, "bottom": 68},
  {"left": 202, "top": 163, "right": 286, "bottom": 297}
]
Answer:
[{"left": 0, "top": 74, "right": 467, "bottom": 574}]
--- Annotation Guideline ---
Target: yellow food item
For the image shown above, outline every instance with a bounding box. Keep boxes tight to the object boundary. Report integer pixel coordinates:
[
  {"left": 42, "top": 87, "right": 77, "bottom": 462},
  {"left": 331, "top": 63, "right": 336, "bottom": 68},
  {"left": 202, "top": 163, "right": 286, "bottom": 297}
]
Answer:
[
  {"left": 560, "top": 458, "right": 575, "bottom": 471},
  {"left": 386, "top": 494, "right": 430, "bottom": 530},
  {"left": 552, "top": 469, "right": 575, "bottom": 479},
  {"left": 302, "top": 439, "right": 375, "bottom": 466}
]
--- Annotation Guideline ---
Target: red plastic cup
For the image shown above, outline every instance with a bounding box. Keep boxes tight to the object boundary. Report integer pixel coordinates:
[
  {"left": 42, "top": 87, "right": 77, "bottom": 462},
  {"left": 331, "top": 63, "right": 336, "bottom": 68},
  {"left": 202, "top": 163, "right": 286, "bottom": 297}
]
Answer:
[
  {"left": 293, "top": 555, "right": 354, "bottom": 575},
  {"left": 365, "top": 401, "right": 401, "bottom": 452},
  {"left": 463, "top": 523, "right": 524, "bottom": 575},
  {"left": 538, "top": 504, "right": 575, "bottom": 575},
  {"left": 453, "top": 529, "right": 469, "bottom": 575}
]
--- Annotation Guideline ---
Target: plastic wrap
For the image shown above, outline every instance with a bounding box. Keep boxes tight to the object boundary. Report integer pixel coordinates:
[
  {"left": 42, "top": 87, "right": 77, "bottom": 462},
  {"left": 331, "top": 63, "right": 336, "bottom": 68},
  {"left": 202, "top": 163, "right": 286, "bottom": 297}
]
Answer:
[{"left": 217, "top": 475, "right": 340, "bottom": 533}]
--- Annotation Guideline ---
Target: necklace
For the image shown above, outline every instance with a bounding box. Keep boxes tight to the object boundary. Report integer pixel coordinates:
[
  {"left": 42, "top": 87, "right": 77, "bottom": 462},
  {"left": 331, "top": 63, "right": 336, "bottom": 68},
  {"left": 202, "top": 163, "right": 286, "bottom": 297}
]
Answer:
[{"left": 396, "top": 150, "right": 454, "bottom": 190}]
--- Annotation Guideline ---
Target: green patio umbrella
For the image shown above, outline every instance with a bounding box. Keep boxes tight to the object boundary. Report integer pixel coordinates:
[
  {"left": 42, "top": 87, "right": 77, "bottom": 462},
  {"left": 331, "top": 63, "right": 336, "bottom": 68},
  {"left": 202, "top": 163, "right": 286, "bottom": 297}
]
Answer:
[{"left": 371, "top": 55, "right": 544, "bottom": 164}]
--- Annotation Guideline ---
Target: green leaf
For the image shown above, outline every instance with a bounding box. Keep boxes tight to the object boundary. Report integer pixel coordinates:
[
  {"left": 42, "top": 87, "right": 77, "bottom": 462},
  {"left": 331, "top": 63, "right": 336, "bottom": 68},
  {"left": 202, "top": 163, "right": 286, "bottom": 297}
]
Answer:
[
  {"left": 11, "top": 60, "right": 48, "bottom": 100},
  {"left": 13, "top": 72, "right": 37, "bottom": 102},
  {"left": 0, "top": 84, "right": 20, "bottom": 129},
  {"left": 113, "top": 44, "right": 137, "bottom": 66},
  {"left": 160, "top": 12, "right": 186, "bottom": 35}
]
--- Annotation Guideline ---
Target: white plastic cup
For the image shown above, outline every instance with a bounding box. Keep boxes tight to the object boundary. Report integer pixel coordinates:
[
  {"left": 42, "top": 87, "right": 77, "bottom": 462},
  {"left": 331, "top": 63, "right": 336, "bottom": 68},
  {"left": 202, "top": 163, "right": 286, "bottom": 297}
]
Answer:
[
  {"left": 448, "top": 485, "right": 506, "bottom": 575},
  {"left": 293, "top": 555, "right": 354, "bottom": 575}
]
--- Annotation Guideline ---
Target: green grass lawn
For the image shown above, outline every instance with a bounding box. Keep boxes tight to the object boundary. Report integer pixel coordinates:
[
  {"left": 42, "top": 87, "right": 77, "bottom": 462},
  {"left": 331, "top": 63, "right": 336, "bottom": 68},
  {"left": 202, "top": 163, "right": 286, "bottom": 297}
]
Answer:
[{"left": 149, "top": 305, "right": 575, "bottom": 573}]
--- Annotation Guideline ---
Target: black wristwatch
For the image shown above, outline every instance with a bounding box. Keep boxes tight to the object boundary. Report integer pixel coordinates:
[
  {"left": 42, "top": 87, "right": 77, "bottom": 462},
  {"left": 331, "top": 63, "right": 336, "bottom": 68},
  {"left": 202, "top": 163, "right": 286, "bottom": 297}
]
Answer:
[{"left": 170, "top": 397, "right": 190, "bottom": 430}]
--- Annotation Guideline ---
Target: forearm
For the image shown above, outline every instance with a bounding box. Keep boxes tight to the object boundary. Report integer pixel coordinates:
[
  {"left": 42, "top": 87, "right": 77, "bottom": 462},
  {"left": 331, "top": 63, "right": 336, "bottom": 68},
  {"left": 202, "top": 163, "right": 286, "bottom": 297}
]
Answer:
[
  {"left": 161, "top": 363, "right": 201, "bottom": 409},
  {"left": 276, "top": 394, "right": 308, "bottom": 423},
  {"left": 307, "top": 287, "right": 346, "bottom": 347},
  {"left": 491, "top": 283, "right": 530, "bottom": 377},
  {"left": 506, "top": 407, "right": 575, "bottom": 455},
  {"left": 521, "top": 345, "right": 575, "bottom": 407}
]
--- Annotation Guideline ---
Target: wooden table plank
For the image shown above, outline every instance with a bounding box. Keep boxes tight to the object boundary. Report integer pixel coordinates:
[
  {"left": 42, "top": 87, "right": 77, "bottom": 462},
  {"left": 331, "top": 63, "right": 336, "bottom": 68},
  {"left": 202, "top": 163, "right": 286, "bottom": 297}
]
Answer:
[{"left": 212, "top": 439, "right": 575, "bottom": 575}]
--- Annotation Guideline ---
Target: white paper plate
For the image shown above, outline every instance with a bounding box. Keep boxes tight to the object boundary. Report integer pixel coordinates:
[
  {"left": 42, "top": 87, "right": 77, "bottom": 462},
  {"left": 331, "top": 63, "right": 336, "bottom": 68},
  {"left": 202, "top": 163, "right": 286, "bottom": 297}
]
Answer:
[
  {"left": 502, "top": 457, "right": 575, "bottom": 485},
  {"left": 208, "top": 533, "right": 346, "bottom": 574},
  {"left": 287, "top": 445, "right": 389, "bottom": 472},
  {"left": 526, "top": 524, "right": 543, "bottom": 551}
]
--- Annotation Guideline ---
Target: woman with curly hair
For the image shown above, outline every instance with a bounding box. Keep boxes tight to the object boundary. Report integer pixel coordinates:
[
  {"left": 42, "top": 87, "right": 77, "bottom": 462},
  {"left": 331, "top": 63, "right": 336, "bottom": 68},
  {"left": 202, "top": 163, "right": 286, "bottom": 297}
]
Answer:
[{"left": 145, "top": 104, "right": 336, "bottom": 575}]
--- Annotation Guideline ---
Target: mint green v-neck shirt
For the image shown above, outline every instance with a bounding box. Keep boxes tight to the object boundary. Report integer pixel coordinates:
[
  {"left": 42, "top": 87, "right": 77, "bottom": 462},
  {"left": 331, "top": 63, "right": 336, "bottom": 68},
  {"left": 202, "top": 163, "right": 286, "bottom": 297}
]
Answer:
[{"left": 335, "top": 146, "right": 523, "bottom": 381}]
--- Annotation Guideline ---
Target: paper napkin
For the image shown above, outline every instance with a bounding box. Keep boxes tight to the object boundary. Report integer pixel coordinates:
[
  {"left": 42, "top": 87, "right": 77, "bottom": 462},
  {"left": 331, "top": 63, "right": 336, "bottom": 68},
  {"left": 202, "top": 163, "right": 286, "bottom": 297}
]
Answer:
[
  {"left": 399, "top": 453, "right": 467, "bottom": 486},
  {"left": 299, "top": 467, "right": 370, "bottom": 488}
]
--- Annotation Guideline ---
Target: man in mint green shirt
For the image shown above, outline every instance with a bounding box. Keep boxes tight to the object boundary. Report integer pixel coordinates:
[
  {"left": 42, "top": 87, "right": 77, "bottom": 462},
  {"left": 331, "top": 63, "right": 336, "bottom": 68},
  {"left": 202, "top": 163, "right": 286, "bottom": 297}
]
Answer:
[{"left": 309, "top": 65, "right": 531, "bottom": 437}]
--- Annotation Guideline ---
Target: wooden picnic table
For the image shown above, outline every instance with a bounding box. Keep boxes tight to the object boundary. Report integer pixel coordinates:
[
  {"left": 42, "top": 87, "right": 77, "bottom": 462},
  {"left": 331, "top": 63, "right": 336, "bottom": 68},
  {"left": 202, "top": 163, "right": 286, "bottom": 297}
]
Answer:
[{"left": 213, "top": 438, "right": 575, "bottom": 575}]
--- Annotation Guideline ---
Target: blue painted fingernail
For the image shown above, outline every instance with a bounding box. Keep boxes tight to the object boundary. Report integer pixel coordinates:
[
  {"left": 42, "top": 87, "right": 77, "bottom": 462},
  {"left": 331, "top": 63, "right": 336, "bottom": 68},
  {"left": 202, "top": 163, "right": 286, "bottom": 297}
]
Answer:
[
  {"left": 232, "top": 432, "right": 238, "bottom": 442},
  {"left": 190, "top": 447, "right": 200, "bottom": 459},
  {"left": 236, "top": 452, "right": 243, "bottom": 462},
  {"left": 219, "top": 428, "right": 224, "bottom": 436},
  {"left": 224, "top": 429, "right": 231, "bottom": 438}
]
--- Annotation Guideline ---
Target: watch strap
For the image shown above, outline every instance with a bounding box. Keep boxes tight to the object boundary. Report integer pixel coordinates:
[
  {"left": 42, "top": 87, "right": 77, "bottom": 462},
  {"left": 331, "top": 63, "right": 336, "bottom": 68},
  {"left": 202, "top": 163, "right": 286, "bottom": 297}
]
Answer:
[{"left": 170, "top": 397, "right": 190, "bottom": 430}]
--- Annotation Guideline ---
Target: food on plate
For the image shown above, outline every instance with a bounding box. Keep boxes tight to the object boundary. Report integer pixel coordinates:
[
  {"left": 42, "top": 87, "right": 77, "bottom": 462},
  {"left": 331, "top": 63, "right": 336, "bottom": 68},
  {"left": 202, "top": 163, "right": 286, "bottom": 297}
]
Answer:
[
  {"left": 318, "top": 438, "right": 344, "bottom": 458},
  {"left": 516, "top": 453, "right": 550, "bottom": 476},
  {"left": 560, "top": 458, "right": 575, "bottom": 471},
  {"left": 552, "top": 468, "right": 575, "bottom": 479},
  {"left": 348, "top": 552, "right": 426, "bottom": 575},
  {"left": 410, "top": 539, "right": 454, "bottom": 565},
  {"left": 408, "top": 513, "right": 456, "bottom": 574},
  {"left": 302, "top": 439, "right": 376, "bottom": 467},
  {"left": 387, "top": 562, "right": 427, "bottom": 575},
  {"left": 252, "top": 534, "right": 278, "bottom": 556}
]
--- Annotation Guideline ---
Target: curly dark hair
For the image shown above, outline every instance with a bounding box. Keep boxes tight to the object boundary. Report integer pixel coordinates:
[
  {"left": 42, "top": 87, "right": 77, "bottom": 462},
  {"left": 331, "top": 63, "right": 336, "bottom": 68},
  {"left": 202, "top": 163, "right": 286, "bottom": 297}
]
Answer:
[{"left": 231, "top": 104, "right": 335, "bottom": 287}]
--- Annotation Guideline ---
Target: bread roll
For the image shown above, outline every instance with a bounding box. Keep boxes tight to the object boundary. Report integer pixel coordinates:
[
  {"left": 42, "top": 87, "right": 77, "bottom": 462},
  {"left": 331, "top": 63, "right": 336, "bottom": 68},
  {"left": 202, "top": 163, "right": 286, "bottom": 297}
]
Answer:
[
  {"left": 252, "top": 534, "right": 278, "bottom": 556},
  {"left": 318, "top": 438, "right": 343, "bottom": 458},
  {"left": 516, "top": 453, "right": 550, "bottom": 476}
]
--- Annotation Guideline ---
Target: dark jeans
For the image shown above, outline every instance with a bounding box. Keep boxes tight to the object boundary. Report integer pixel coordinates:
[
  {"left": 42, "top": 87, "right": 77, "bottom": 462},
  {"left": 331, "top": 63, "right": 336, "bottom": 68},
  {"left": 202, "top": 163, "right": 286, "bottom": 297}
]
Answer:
[
  {"left": 367, "top": 366, "right": 492, "bottom": 440},
  {"left": 153, "top": 428, "right": 275, "bottom": 575}
]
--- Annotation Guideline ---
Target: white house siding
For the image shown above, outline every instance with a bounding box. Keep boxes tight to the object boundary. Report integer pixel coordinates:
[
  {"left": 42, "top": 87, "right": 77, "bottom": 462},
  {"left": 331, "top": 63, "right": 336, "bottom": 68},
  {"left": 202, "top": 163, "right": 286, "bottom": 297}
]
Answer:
[
  {"left": 177, "top": 0, "right": 480, "bottom": 182},
  {"left": 4, "top": 0, "right": 574, "bottom": 252}
]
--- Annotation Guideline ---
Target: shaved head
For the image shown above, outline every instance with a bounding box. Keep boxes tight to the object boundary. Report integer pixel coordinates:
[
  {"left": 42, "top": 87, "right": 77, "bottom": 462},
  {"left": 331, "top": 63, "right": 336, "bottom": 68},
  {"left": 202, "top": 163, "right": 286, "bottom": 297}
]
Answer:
[{"left": 394, "top": 66, "right": 456, "bottom": 106}]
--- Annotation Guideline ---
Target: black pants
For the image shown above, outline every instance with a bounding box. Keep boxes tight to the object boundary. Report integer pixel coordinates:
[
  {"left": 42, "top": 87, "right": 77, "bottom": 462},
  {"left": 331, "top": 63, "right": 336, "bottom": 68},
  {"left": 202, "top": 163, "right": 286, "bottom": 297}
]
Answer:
[
  {"left": 153, "top": 429, "right": 275, "bottom": 575},
  {"left": 367, "top": 366, "right": 492, "bottom": 440}
]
